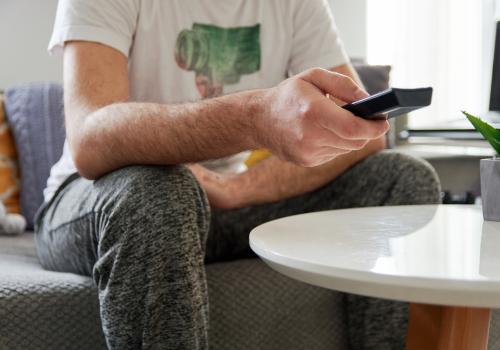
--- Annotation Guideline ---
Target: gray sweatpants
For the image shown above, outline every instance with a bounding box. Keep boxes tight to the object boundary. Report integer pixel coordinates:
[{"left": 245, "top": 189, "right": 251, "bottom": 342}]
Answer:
[{"left": 35, "top": 151, "right": 441, "bottom": 350}]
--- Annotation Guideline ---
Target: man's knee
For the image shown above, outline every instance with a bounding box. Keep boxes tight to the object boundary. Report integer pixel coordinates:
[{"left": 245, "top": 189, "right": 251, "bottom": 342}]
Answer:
[
  {"left": 91, "top": 166, "right": 210, "bottom": 328},
  {"left": 94, "top": 165, "right": 210, "bottom": 243},
  {"left": 366, "top": 151, "right": 441, "bottom": 204}
]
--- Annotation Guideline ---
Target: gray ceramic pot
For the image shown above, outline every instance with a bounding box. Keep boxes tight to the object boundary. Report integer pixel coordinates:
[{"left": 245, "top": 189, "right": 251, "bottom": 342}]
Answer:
[{"left": 481, "top": 158, "right": 500, "bottom": 221}]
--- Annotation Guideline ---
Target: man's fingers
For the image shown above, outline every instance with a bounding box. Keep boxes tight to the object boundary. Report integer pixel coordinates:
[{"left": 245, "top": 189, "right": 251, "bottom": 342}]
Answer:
[
  {"left": 298, "top": 68, "right": 388, "bottom": 140},
  {"left": 314, "top": 126, "right": 369, "bottom": 150},
  {"left": 317, "top": 100, "right": 390, "bottom": 140},
  {"left": 300, "top": 147, "right": 353, "bottom": 167},
  {"left": 299, "top": 68, "right": 368, "bottom": 103}
]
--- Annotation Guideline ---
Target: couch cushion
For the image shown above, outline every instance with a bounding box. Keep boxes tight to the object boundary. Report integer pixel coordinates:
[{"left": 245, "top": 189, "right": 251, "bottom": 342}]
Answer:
[
  {"left": 0, "top": 248, "right": 349, "bottom": 350},
  {"left": 351, "top": 61, "right": 391, "bottom": 95},
  {"left": 208, "top": 259, "right": 348, "bottom": 350},
  {"left": 0, "top": 231, "right": 36, "bottom": 257},
  {"left": 4, "top": 83, "right": 66, "bottom": 229},
  {"left": 0, "top": 253, "right": 106, "bottom": 350}
]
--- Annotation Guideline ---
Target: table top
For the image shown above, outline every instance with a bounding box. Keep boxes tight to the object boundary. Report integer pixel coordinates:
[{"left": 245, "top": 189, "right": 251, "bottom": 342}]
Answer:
[{"left": 250, "top": 205, "right": 500, "bottom": 307}]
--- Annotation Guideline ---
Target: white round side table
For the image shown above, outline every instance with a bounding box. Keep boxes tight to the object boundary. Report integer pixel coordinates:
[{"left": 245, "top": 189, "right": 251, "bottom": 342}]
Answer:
[{"left": 250, "top": 205, "right": 500, "bottom": 350}]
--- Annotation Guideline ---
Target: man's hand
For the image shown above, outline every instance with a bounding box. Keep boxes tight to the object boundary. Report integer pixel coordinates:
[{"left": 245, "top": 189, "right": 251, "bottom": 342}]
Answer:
[
  {"left": 254, "top": 68, "right": 389, "bottom": 168},
  {"left": 187, "top": 164, "right": 241, "bottom": 209}
]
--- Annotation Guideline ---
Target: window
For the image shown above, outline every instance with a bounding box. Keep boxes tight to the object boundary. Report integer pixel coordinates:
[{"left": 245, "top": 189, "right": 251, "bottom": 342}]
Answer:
[{"left": 367, "top": 0, "right": 491, "bottom": 128}]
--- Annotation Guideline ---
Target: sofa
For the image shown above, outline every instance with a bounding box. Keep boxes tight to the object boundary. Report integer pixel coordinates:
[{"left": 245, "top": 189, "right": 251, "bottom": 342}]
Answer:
[
  {"left": 2, "top": 66, "right": 500, "bottom": 350},
  {"left": 1, "top": 233, "right": 350, "bottom": 349}
]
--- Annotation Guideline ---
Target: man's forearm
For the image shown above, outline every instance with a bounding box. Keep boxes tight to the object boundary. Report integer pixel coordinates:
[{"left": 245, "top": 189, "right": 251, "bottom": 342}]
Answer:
[
  {"left": 65, "top": 42, "right": 389, "bottom": 181},
  {"left": 229, "top": 137, "right": 386, "bottom": 207},
  {"left": 72, "top": 90, "right": 262, "bottom": 179}
]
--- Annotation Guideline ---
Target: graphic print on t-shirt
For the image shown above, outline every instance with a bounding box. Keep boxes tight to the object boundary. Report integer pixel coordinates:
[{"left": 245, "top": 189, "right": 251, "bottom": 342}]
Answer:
[{"left": 175, "top": 23, "right": 261, "bottom": 98}]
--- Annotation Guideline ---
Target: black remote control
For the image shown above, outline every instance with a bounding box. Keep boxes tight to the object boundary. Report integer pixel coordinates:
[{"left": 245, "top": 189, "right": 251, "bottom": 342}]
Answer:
[{"left": 342, "top": 87, "right": 433, "bottom": 120}]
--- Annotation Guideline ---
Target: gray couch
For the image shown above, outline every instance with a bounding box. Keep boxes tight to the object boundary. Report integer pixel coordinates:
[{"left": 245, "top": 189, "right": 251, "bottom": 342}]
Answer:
[{"left": 0, "top": 233, "right": 348, "bottom": 349}]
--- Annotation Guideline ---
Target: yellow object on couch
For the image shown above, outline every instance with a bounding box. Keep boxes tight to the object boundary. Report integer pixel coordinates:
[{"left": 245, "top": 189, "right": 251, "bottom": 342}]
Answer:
[
  {"left": 245, "top": 149, "right": 273, "bottom": 167},
  {"left": 0, "top": 95, "right": 20, "bottom": 214}
]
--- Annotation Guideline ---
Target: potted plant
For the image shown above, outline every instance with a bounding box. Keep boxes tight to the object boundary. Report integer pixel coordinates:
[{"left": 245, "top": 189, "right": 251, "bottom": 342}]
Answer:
[{"left": 464, "top": 111, "right": 500, "bottom": 221}]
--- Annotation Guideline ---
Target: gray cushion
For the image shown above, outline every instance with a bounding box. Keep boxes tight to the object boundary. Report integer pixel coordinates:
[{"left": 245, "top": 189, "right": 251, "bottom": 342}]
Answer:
[
  {"left": 0, "top": 231, "right": 36, "bottom": 257},
  {"left": 0, "top": 236, "right": 348, "bottom": 350},
  {"left": 4, "top": 83, "right": 66, "bottom": 229},
  {"left": 208, "top": 259, "right": 348, "bottom": 350},
  {"left": 352, "top": 60, "right": 392, "bottom": 95},
  {"left": 0, "top": 254, "right": 106, "bottom": 350}
]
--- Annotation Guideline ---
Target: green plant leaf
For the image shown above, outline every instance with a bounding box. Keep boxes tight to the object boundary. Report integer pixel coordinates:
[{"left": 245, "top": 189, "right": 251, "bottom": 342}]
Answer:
[{"left": 463, "top": 111, "right": 500, "bottom": 155}]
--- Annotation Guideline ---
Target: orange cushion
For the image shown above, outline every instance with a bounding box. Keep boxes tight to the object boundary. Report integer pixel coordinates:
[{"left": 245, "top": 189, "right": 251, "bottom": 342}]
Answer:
[{"left": 0, "top": 95, "right": 21, "bottom": 214}]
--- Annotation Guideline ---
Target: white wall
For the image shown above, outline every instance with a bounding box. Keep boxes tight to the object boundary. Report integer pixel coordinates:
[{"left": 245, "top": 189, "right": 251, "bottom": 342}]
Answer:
[
  {"left": 0, "top": 0, "right": 367, "bottom": 88},
  {"left": 0, "top": 0, "right": 62, "bottom": 88},
  {"left": 329, "top": 0, "right": 367, "bottom": 59}
]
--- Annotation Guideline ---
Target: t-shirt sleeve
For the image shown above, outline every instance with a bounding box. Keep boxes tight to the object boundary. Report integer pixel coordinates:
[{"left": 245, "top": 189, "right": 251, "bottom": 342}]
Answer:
[
  {"left": 48, "top": 0, "right": 140, "bottom": 57},
  {"left": 288, "top": 0, "right": 349, "bottom": 75}
]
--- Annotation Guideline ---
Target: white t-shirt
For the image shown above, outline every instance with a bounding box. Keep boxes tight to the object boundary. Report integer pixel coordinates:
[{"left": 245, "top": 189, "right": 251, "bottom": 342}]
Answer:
[{"left": 44, "top": 0, "right": 349, "bottom": 202}]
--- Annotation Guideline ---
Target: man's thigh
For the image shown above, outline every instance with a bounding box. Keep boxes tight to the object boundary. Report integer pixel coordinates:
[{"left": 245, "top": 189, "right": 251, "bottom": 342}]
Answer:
[
  {"left": 36, "top": 165, "right": 210, "bottom": 276},
  {"left": 35, "top": 174, "right": 102, "bottom": 276},
  {"left": 206, "top": 151, "right": 440, "bottom": 262}
]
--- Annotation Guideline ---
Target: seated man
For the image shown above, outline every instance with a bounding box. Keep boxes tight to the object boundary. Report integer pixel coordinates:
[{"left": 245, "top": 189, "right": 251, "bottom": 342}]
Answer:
[{"left": 36, "top": 0, "right": 441, "bottom": 349}]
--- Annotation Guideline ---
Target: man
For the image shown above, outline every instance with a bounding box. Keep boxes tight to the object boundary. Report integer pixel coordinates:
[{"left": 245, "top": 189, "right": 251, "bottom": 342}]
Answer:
[{"left": 36, "top": 0, "right": 441, "bottom": 349}]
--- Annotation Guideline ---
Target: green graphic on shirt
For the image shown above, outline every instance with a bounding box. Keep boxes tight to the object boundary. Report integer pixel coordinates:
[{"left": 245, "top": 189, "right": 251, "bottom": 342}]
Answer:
[{"left": 175, "top": 23, "right": 261, "bottom": 98}]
